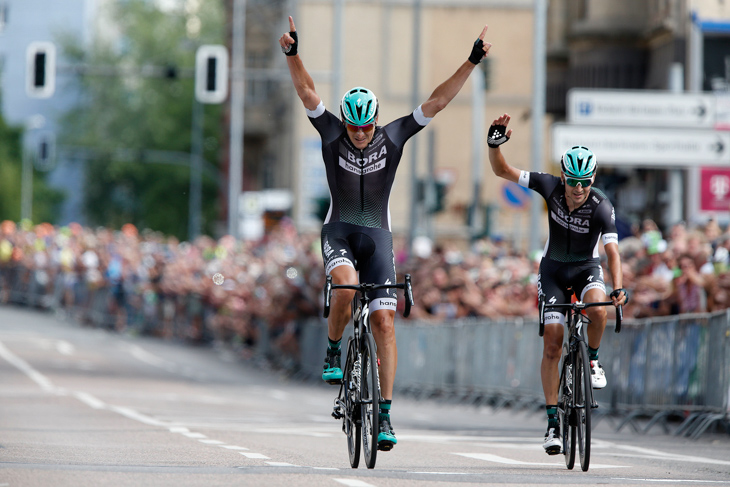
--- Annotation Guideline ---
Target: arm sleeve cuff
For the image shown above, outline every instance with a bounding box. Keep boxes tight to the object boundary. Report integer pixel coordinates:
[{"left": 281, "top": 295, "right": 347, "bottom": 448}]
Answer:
[
  {"left": 306, "top": 102, "right": 326, "bottom": 118},
  {"left": 602, "top": 233, "right": 619, "bottom": 246},
  {"left": 413, "top": 105, "right": 433, "bottom": 126},
  {"left": 518, "top": 171, "right": 530, "bottom": 188}
]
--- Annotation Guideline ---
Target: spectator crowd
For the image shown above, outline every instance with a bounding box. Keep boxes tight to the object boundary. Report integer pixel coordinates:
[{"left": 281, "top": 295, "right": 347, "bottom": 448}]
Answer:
[{"left": 0, "top": 217, "right": 728, "bottom": 358}]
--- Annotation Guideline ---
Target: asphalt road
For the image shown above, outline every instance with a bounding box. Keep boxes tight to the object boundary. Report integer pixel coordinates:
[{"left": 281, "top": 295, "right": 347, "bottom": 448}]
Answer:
[{"left": 1, "top": 305, "right": 729, "bottom": 486}]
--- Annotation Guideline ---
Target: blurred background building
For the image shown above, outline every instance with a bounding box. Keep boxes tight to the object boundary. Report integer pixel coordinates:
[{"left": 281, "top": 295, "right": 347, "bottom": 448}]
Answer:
[{"left": 1, "top": 0, "right": 729, "bottom": 250}]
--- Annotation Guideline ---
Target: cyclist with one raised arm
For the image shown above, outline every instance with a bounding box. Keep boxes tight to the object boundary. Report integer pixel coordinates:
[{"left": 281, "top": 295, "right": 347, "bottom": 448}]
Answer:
[
  {"left": 486, "top": 113, "right": 628, "bottom": 454},
  {"left": 280, "top": 15, "right": 491, "bottom": 451}
]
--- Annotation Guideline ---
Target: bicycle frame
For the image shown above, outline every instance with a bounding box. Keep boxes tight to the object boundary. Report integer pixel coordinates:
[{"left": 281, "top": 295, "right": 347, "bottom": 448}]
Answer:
[
  {"left": 323, "top": 274, "right": 414, "bottom": 469},
  {"left": 538, "top": 297, "right": 622, "bottom": 471}
]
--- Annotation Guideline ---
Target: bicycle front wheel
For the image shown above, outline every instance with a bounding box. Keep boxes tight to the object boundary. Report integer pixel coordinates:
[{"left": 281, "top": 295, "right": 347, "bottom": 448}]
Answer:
[
  {"left": 343, "top": 338, "right": 361, "bottom": 468},
  {"left": 360, "top": 332, "right": 379, "bottom": 469},
  {"left": 558, "top": 345, "right": 576, "bottom": 470},
  {"left": 575, "top": 339, "right": 592, "bottom": 471}
]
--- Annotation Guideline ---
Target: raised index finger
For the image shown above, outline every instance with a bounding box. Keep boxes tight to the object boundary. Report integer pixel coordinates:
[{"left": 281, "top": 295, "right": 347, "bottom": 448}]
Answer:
[
  {"left": 289, "top": 16, "right": 296, "bottom": 32},
  {"left": 478, "top": 24, "right": 488, "bottom": 40}
]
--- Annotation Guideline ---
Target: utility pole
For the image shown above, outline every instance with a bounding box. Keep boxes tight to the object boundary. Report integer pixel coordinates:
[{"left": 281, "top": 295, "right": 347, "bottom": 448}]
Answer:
[
  {"left": 529, "top": 0, "right": 547, "bottom": 253},
  {"left": 189, "top": 99, "right": 204, "bottom": 241},
  {"left": 228, "top": 0, "right": 246, "bottom": 238},
  {"left": 407, "top": 0, "right": 422, "bottom": 258}
]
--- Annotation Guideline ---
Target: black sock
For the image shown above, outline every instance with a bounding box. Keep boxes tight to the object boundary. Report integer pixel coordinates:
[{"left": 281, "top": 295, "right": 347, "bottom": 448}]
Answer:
[
  {"left": 546, "top": 405, "right": 558, "bottom": 428},
  {"left": 588, "top": 346, "right": 599, "bottom": 361},
  {"left": 379, "top": 399, "right": 392, "bottom": 418},
  {"left": 328, "top": 337, "right": 341, "bottom": 352}
]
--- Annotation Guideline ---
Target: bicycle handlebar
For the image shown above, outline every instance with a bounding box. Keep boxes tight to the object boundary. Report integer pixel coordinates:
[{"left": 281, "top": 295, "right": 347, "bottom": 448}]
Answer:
[
  {"left": 538, "top": 298, "right": 623, "bottom": 337},
  {"left": 323, "top": 274, "right": 415, "bottom": 319}
]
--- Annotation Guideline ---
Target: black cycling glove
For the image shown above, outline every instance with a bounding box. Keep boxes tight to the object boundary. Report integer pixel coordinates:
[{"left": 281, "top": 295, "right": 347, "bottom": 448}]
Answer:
[
  {"left": 610, "top": 288, "right": 629, "bottom": 305},
  {"left": 487, "top": 124, "right": 510, "bottom": 148},
  {"left": 282, "top": 31, "right": 298, "bottom": 56},
  {"left": 468, "top": 38, "right": 485, "bottom": 65}
]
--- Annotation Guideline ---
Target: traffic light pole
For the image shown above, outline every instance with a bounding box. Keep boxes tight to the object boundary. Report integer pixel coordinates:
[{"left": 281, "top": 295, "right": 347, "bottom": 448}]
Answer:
[{"left": 189, "top": 99, "right": 204, "bottom": 241}]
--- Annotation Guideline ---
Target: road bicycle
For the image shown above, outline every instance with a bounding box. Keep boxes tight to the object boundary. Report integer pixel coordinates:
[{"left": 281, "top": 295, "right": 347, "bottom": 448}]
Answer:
[
  {"left": 538, "top": 296, "right": 622, "bottom": 471},
  {"left": 323, "top": 274, "right": 414, "bottom": 469}
]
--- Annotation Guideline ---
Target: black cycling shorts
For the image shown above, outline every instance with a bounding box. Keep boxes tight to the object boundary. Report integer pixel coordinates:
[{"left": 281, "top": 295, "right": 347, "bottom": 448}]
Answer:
[
  {"left": 321, "top": 222, "right": 397, "bottom": 312},
  {"left": 537, "top": 258, "right": 606, "bottom": 324}
]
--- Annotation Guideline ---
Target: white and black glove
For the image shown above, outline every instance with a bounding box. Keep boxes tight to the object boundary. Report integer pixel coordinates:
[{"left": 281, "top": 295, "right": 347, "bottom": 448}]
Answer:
[{"left": 487, "top": 123, "right": 510, "bottom": 148}]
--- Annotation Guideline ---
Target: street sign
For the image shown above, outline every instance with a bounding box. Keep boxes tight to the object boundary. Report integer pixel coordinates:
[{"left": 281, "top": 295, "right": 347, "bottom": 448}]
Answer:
[
  {"left": 567, "top": 89, "right": 716, "bottom": 128},
  {"left": 552, "top": 123, "right": 730, "bottom": 167},
  {"left": 700, "top": 168, "right": 730, "bottom": 212}
]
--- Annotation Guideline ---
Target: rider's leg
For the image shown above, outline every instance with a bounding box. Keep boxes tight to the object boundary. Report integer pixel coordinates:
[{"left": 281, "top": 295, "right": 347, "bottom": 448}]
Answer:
[
  {"left": 370, "top": 308, "right": 397, "bottom": 401},
  {"left": 541, "top": 321, "right": 563, "bottom": 454},
  {"left": 583, "top": 287, "right": 608, "bottom": 389},
  {"left": 322, "top": 265, "right": 357, "bottom": 382},
  {"left": 327, "top": 265, "right": 357, "bottom": 342},
  {"left": 541, "top": 322, "right": 563, "bottom": 407},
  {"left": 371, "top": 307, "right": 397, "bottom": 449},
  {"left": 583, "top": 287, "right": 607, "bottom": 351}
]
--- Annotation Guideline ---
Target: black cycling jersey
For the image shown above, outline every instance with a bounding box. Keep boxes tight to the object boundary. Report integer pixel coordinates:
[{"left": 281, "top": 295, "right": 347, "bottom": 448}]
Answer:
[
  {"left": 307, "top": 102, "right": 429, "bottom": 231},
  {"left": 518, "top": 171, "right": 618, "bottom": 263}
]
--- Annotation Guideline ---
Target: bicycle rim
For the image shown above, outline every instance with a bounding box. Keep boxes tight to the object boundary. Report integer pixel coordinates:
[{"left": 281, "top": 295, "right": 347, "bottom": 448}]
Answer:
[
  {"left": 559, "top": 346, "right": 576, "bottom": 470},
  {"left": 360, "top": 333, "right": 379, "bottom": 469},
  {"left": 343, "top": 338, "right": 361, "bottom": 468},
  {"left": 576, "top": 340, "right": 592, "bottom": 471}
]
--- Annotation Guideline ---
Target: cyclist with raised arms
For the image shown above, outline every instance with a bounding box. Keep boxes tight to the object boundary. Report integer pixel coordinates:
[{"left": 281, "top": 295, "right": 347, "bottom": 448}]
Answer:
[
  {"left": 280, "top": 15, "right": 491, "bottom": 451},
  {"left": 486, "top": 113, "right": 628, "bottom": 454}
]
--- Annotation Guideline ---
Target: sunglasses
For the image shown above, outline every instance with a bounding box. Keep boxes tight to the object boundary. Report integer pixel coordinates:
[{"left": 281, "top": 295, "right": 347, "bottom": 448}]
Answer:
[
  {"left": 345, "top": 122, "right": 375, "bottom": 132},
  {"left": 565, "top": 177, "right": 593, "bottom": 187}
]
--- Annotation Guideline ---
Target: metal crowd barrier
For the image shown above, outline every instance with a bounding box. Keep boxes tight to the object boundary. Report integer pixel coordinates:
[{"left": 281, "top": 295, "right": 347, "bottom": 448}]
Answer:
[
  {"left": 297, "top": 311, "right": 730, "bottom": 438},
  {"left": 2, "top": 261, "right": 728, "bottom": 438}
]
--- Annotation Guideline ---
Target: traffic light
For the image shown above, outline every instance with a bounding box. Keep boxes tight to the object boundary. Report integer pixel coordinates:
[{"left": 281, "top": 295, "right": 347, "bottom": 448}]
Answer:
[
  {"left": 195, "top": 45, "right": 229, "bottom": 104},
  {"left": 26, "top": 42, "right": 56, "bottom": 98},
  {"left": 34, "top": 131, "right": 56, "bottom": 172}
]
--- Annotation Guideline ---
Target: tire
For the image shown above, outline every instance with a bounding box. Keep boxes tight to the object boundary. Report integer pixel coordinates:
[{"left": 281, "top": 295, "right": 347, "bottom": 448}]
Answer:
[
  {"left": 343, "top": 338, "right": 361, "bottom": 468},
  {"left": 559, "top": 346, "right": 576, "bottom": 470},
  {"left": 576, "top": 339, "right": 592, "bottom": 471},
  {"left": 360, "top": 333, "right": 379, "bottom": 469}
]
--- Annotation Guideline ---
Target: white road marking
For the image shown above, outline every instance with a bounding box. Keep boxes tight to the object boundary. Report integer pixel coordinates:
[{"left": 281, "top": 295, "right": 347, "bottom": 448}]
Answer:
[
  {"left": 270, "top": 389, "right": 288, "bottom": 401},
  {"left": 453, "top": 452, "right": 627, "bottom": 469},
  {"left": 409, "top": 472, "right": 470, "bottom": 475},
  {"left": 181, "top": 432, "right": 207, "bottom": 439},
  {"left": 613, "top": 479, "right": 730, "bottom": 484},
  {"left": 240, "top": 452, "right": 270, "bottom": 459},
  {"left": 126, "top": 344, "right": 177, "bottom": 372},
  {"left": 219, "top": 445, "right": 249, "bottom": 451},
  {"left": 334, "top": 479, "right": 377, "bottom": 487},
  {"left": 56, "top": 340, "right": 75, "bottom": 355},
  {"left": 109, "top": 405, "right": 171, "bottom": 428},
  {"left": 266, "top": 462, "right": 299, "bottom": 467},
  {"left": 611, "top": 444, "right": 730, "bottom": 466},
  {"left": 0, "top": 340, "right": 57, "bottom": 393},
  {"left": 73, "top": 391, "right": 106, "bottom": 409},
  {"left": 199, "top": 439, "right": 225, "bottom": 444},
  {"left": 312, "top": 467, "right": 339, "bottom": 470}
]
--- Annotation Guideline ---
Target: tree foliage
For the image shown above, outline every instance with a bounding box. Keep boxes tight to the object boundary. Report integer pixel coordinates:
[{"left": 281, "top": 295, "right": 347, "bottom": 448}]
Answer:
[
  {"left": 58, "top": 0, "right": 226, "bottom": 240},
  {"left": 0, "top": 103, "right": 64, "bottom": 224}
]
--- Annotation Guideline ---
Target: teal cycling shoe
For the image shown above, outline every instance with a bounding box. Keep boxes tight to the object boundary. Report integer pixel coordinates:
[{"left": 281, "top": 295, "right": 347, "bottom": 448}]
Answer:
[
  {"left": 322, "top": 348, "right": 342, "bottom": 384},
  {"left": 377, "top": 414, "right": 397, "bottom": 451}
]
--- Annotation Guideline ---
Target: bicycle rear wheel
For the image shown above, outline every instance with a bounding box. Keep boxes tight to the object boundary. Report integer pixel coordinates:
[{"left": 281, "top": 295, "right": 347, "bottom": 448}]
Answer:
[
  {"left": 342, "top": 338, "right": 361, "bottom": 468},
  {"left": 360, "top": 332, "right": 379, "bottom": 469},
  {"left": 558, "top": 346, "right": 576, "bottom": 470},
  {"left": 576, "top": 340, "right": 592, "bottom": 471}
]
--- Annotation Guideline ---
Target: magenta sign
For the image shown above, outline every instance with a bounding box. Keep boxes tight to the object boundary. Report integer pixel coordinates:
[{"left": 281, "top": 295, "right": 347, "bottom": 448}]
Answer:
[{"left": 701, "top": 168, "right": 730, "bottom": 212}]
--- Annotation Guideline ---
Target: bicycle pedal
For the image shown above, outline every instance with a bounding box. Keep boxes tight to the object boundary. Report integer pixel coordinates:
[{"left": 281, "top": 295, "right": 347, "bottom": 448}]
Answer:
[
  {"left": 544, "top": 446, "right": 561, "bottom": 455},
  {"left": 377, "top": 441, "right": 394, "bottom": 452},
  {"left": 332, "top": 409, "right": 343, "bottom": 419},
  {"left": 325, "top": 378, "right": 342, "bottom": 385},
  {"left": 591, "top": 402, "right": 599, "bottom": 409}
]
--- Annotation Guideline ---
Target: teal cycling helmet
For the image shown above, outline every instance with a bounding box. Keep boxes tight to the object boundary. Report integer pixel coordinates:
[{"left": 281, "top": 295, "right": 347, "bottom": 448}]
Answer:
[
  {"left": 561, "top": 145, "right": 597, "bottom": 178},
  {"left": 340, "top": 87, "right": 378, "bottom": 126}
]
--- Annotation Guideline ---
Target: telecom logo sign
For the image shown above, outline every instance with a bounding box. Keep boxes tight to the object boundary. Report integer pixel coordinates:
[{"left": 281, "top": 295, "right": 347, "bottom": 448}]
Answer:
[{"left": 701, "top": 168, "right": 730, "bottom": 212}]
